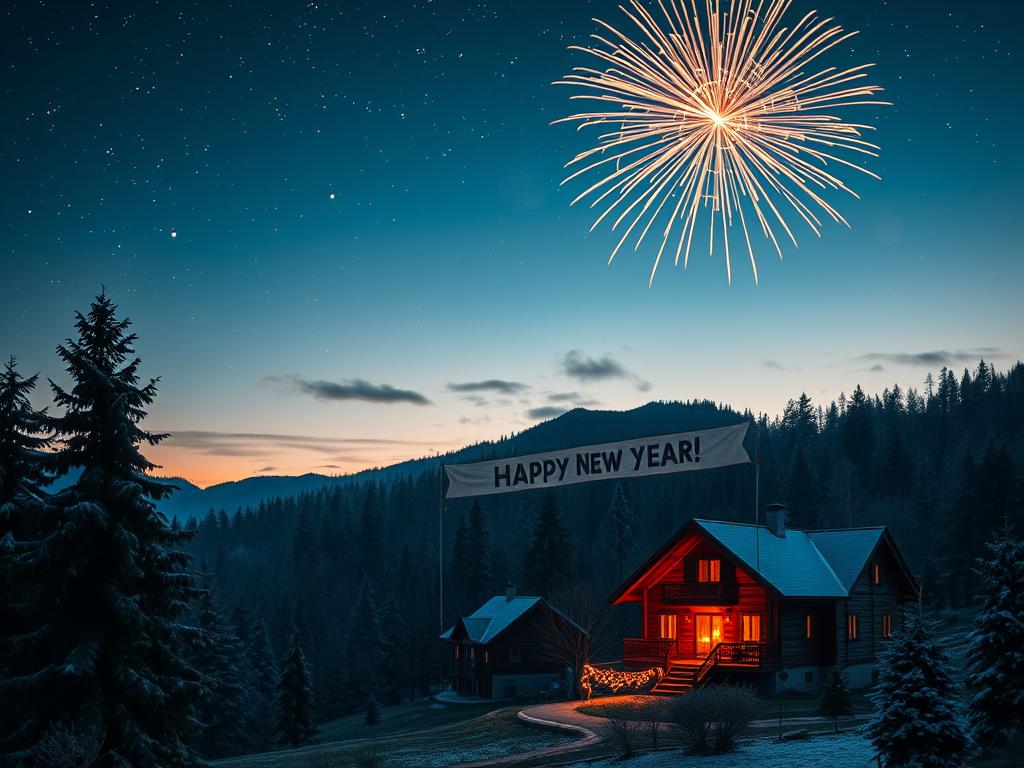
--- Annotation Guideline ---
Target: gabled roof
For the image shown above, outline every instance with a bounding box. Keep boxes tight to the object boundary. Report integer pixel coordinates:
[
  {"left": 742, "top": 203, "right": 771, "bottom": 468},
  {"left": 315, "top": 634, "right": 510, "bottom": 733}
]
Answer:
[
  {"left": 440, "top": 595, "right": 588, "bottom": 645},
  {"left": 611, "top": 517, "right": 914, "bottom": 603},
  {"left": 807, "top": 527, "right": 885, "bottom": 591},
  {"left": 695, "top": 519, "right": 847, "bottom": 598}
]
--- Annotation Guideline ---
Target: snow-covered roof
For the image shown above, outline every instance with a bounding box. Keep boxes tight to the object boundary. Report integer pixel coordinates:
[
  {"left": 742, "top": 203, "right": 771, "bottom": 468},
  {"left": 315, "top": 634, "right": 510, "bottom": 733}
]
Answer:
[
  {"left": 694, "top": 519, "right": 848, "bottom": 598},
  {"left": 440, "top": 596, "right": 543, "bottom": 645},
  {"left": 807, "top": 528, "right": 885, "bottom": 591}
]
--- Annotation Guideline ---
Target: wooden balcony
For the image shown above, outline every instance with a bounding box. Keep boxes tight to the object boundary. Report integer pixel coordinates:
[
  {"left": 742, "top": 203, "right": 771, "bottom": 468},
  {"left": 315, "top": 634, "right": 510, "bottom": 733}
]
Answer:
[
  {"left": 622, "top": 638, "right": 673, "bottom": 668},
  {"left": 661, "top": 582, "right": 739, "bottom": 605}
]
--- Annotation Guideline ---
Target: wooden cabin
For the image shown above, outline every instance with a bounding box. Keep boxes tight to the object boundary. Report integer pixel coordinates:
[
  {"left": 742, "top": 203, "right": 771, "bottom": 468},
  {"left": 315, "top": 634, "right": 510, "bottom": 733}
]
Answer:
[
  {"left": 610, "top": 506, "right": 918, "bottom": 694},
  {"left": 440, "top": 586, "right": 587, "bottom": 701}
]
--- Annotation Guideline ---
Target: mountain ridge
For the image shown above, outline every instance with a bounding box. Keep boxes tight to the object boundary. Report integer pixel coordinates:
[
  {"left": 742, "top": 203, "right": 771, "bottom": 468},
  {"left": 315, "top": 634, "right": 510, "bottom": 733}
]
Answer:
[{"left": 156, "top": 399, "right": 746, "bottom": 521}]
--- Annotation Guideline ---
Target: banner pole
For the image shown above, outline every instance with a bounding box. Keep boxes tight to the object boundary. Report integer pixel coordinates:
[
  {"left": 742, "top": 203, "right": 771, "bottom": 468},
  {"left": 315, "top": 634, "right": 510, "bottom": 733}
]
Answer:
[
  {"left": 439, "top": 456, "right": 445, "bottom": 632},
  {"left": 754, "top": 419, "right": 761, "bottom": 574}
]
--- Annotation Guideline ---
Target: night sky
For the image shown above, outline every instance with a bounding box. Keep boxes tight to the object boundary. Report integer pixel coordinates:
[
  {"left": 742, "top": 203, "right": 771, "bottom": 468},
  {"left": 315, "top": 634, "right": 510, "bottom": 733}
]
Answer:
[{"left": 2, "top": 0, "right": 1022, "bottom": 486}]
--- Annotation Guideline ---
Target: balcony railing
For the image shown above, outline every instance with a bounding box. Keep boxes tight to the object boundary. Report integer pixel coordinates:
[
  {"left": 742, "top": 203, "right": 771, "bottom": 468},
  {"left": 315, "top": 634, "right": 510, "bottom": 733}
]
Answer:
[
  {"left": 695, "top": 642, "right": 780, "bottom": 684},
  {"left": 622, "top": 638, "right": 674, "bottom": 668},
  {"left": 661, "top": 582, "right": 739, "bottom": 605}
]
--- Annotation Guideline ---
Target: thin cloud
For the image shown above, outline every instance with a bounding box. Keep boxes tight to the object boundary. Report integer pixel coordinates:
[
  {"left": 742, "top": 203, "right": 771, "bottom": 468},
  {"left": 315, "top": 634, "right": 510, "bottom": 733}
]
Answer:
[
  {"left": 762, "top": 360, "right": 789, "bottom": 371},
  {"left": 561, "top": 349, "right": 650, "bottom": 391},
  {"left": 526, "top": 406, "right": 568, "bottom": 420},
  {"left": 162, "top": 430, "right": 442, "bottom": 459},
  {"left": 562, "top": 350, "right": 628, "bottom": 381},
  {"left": 869, "top": 364, "right": 884, "bottom": 372},
  {"left": 267, "top": 375, "right": 431, "bottom": 405},
  {"left": 255, "top": 466, "right": 276, "bottom": 473},
  {"left": 854, "top": 348, "right": 1004, "bottom": 368},
  {"left": 447, "top": 379, "right": 529, "bottom": 395}
]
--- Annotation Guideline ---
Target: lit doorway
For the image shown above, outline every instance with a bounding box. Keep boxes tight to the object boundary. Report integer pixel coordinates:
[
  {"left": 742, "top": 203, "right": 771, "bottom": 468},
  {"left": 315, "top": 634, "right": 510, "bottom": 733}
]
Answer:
[{"left": 695, "top": 614, "right": 724, "bottom": 656}]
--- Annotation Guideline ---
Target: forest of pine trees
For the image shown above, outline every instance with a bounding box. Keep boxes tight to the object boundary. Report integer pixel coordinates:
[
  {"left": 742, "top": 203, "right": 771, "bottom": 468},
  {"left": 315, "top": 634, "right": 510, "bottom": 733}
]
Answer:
[{"left": 1, "top": 290, "right": 1023, "bottom": 762}]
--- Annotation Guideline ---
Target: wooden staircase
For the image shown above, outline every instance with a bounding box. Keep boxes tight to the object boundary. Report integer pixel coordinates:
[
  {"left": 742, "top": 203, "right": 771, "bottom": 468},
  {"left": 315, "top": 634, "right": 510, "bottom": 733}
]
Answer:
[{"left": 651, "top": 661, "right": 702, "bottom": 696}]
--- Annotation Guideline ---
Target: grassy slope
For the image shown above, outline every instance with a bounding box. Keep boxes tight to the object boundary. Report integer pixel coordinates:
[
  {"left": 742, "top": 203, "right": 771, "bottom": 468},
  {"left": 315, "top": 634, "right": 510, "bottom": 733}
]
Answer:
[{"left": 215, "top": 704, "right": 575, "bottom": 768}]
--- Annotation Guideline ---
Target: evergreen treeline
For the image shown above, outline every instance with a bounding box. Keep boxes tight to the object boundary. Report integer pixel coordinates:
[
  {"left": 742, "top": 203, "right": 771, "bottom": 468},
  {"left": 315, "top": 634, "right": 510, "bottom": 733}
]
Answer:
[{"left": 180, "top": 359, "right": 1023, "bottom": 733}]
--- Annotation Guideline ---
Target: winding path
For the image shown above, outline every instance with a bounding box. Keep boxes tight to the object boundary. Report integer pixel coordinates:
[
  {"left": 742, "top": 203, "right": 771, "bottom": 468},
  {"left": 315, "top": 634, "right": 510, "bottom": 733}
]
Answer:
[{"left": 452, "top": 697, "right": 874, "bottom": 768}]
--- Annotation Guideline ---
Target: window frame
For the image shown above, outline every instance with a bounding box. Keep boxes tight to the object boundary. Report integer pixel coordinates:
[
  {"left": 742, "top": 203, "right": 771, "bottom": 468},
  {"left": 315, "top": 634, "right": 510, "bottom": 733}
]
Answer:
[
  {"left": 882, "top": 613, "right": 893, "bottom": 639},
  {"left": 697, "top": 558, "right": 722, "bottom": 584},
  {"left": 871, "top": 562, "right": 882, "bottom": 586},
  {"left": 659, "top": 612, "right": 678, "bottom": 640},
  {"left": 741, "top": 613, "right": 761, "bottom": 642},
  {"left": 847, "top": 613, "right": 859, "bottom": 641},
  {"left": 805, "top": 614, "right": 814, "bottom": 640}
]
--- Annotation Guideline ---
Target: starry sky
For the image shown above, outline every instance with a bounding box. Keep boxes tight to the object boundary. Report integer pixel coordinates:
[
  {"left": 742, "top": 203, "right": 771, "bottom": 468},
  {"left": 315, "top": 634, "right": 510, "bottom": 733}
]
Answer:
[{"left": 2, "top": 0, "right": 1022, "bottom": 487}]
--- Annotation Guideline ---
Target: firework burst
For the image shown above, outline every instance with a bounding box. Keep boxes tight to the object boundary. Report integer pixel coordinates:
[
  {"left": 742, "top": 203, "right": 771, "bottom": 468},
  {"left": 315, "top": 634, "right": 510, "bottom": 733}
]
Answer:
[{"left": 556, "top": 0, "right": 887, "bottom": 285}]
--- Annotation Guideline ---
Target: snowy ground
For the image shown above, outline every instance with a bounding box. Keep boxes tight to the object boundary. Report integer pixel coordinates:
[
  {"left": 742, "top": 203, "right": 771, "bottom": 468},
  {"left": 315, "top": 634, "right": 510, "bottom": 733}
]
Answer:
[{"left": 562, "top": 733, "right": 875, "bottom": 768}]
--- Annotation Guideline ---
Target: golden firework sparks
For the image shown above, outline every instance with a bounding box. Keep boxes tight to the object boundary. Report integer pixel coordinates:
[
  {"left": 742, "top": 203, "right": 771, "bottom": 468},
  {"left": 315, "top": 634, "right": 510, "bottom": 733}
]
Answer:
[{"left": 556, "top": 0, "right": 887, "bottom": 285}]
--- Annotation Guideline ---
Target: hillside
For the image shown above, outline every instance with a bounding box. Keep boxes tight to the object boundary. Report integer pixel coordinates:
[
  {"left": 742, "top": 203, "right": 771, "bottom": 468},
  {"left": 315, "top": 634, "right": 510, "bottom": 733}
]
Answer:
[{"left": 157, "top": 399, "right": 744, "bottom": 521}]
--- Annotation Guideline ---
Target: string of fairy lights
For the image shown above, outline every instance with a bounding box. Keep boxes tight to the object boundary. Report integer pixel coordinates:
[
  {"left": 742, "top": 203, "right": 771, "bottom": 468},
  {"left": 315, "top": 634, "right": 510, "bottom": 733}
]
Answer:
[{"left": 580, "top": 663, "right": 663, "bottom": 696}]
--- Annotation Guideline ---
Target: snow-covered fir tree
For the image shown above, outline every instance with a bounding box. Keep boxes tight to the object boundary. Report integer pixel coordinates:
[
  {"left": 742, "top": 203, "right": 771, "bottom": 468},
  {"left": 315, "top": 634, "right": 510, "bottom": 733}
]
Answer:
[
  {"left": 274, "top": 628, "right": 318, "bottom": 748},
  {"left": 192, "top": 584, "right": 252, "bottom": 759},
  {"left": 1, "top": 292, "right": 203, "bottom": 767},
  {"left": 868, "top": 609, "right": 973, "bottom": 768},
  {"left": 966, "top": 531, "right": 1024, "bottom": 750},
  {"left": 819, "top": 666, "right": 853, "bottom": 734}
]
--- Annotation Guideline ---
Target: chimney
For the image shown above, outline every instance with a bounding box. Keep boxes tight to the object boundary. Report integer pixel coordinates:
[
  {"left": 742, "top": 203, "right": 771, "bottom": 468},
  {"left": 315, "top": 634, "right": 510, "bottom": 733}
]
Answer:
[
  {"left": 505, "top": 582, "right": 517, "bottom": 602},
  {"left": 766, "top": 503, "right": 787, "bottom": 538}
]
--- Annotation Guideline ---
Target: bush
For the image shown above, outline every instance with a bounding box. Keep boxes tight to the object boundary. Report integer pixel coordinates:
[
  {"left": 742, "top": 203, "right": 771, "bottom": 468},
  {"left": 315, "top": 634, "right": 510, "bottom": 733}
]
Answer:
[
  {"left": 352, "top": 743, "right": 385, "bottom": 768},
  {"left": 364, "top": 693, "right": 381, "bottom": 725},
  {"left": 668, "top": 684, "right": 758, "bottom": 754},
  {"left": 819, "top": 667, "right": 854, "bottom": 734},
  {"left": 602, "top": 704, "right": 644, "bottom": 757},
  {"left": 635, "top": 697, "right": 669, "bottom": 749}
]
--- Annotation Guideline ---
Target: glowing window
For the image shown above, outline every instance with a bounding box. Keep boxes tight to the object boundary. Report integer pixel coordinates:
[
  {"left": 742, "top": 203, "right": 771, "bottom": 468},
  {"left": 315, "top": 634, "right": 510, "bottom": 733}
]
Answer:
[
  {"left": 805, "top": 614, "right": 813, "bottom": 640},
  {"left": 698, "top": 559, "right": 721, "bottom": 583},
  {"left": 659, "top": 613, "right": 678, "bottom": 640},
  {"left": 847, "top": 613, "right": 859, "bottom": 640},
  {"left": 882, "top": 614, "right": 893, "bottom": 638},
  {"left": 872, "top": 563, "right": 882, "bottom": 585},
  {"left": 742, "top": 614, "right": 761, "bottom": 642}
]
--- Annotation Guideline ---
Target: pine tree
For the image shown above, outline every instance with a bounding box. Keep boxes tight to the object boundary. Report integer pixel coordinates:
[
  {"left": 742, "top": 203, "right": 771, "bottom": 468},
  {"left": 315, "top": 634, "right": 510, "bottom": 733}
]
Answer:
[
  {"left": 523, "top": 493, "right": 571, "bottom": 597},
  {"left": 1, "top": 292, "right": 203, "bottom": 767},
  {"left": 785, "top": 447, "right": 818, "bottom": 529},
  {"left": 377, "top": 590, "right": 408, "bottom": 705},
  {"left": 451, "top": 512, "right": 470, "bottom": 612},
  {"left": 819, "top": 667, "right": 853, "bottom": 734},
  {"left": 274, "top": 627, "right": 318, "bottom": 747},
  {"left": 0, "top": 358, "right": 53, "bottom": 750},
  {"left": 966, "top": 532, "right": 1024, "bottom": 750},
  {"left": 239, "top": 610, "right": 279, "bottom": 751},
  {"left": 0, "top": 357, "right": 51, "bottom": 536},
  {"left": 602, "top": 482, "right": 634, "bottom": 583},
  {"left": 342, "top": 575, "right": 385, "bottom": 710},
  {"left": 192, "top": 585, "right": 251, "bottom": 759},
  {"left": 841, "top": 385, "right": 874, "bottom": 474},
  {"left": 466, "top": 502, "right": 491, "bottom": 608},
  {"left": 868, "top": 610, "right": 973, "bottom": 767}
]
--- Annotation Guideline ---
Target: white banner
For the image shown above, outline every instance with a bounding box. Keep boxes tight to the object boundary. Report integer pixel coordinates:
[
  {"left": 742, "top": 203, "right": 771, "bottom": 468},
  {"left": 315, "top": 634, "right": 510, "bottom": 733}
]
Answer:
[{"left": 444, "top": 422, "right": 750, "bottom": 499}]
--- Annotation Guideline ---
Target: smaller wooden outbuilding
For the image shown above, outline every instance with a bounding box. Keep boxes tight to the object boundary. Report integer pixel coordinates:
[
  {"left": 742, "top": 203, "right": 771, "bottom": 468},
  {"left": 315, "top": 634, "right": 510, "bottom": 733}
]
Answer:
[{"left": 440, "top": 585, "right": 587, "bottom": 700}]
